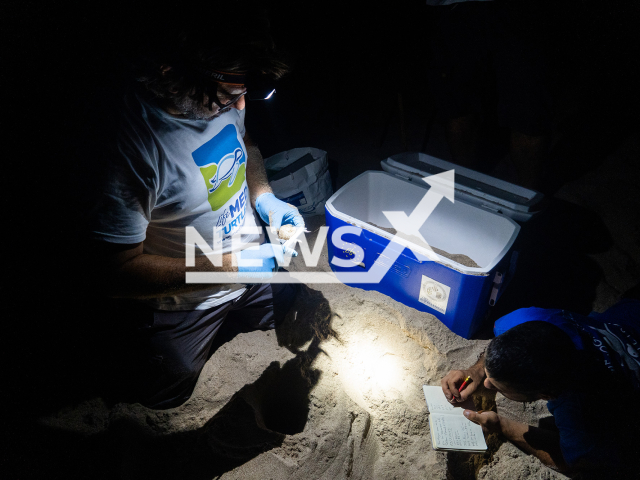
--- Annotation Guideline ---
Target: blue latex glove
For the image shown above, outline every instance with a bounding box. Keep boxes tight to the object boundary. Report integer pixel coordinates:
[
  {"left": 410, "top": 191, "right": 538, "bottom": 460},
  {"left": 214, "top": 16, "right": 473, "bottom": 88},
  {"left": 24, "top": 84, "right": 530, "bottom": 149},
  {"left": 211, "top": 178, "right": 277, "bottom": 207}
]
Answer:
[
  {"left": 236, "top": 242, "right": 297, "bottom": 279},
  {"left": 255, "top": 193, "right": 305, "bottom": 232}
]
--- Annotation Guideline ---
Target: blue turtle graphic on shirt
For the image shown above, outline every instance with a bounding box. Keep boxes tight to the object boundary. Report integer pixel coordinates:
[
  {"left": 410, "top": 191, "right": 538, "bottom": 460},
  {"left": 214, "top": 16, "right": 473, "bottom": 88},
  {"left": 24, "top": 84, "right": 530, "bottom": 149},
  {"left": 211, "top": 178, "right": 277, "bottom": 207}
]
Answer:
[
  {"left": 192, "top": 124, "right": 247, "bottom": 211},
  {"left": 208, "top": 147, "right": 243, "bottom": 192}
]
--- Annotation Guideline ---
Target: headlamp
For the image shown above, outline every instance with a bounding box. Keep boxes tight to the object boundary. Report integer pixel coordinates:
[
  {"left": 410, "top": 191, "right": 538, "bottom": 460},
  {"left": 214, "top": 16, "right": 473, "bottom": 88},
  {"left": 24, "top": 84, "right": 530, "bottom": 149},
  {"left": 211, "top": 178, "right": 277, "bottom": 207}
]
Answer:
[
  {"left": 244, "top": 73, "right": 277, "bottom": 101},
  {"left": 196, "top": 67, "right": 277, "bottom": 101}
]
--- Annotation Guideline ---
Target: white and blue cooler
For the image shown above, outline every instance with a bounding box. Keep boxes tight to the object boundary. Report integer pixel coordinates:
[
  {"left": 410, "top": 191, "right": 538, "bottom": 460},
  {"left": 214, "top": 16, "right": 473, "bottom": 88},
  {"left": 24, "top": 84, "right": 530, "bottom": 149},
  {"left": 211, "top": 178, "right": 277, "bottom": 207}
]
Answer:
[{"left": 324, "top": 152, "right": 544, "bottom": 339}]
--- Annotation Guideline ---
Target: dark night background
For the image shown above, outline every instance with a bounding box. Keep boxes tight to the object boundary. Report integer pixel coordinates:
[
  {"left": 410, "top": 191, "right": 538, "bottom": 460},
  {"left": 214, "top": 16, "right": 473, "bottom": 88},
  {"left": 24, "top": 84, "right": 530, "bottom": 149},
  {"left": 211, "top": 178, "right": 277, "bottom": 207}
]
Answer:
[{"left": 2, "top": 0, "right": 640, "bottom": 478}]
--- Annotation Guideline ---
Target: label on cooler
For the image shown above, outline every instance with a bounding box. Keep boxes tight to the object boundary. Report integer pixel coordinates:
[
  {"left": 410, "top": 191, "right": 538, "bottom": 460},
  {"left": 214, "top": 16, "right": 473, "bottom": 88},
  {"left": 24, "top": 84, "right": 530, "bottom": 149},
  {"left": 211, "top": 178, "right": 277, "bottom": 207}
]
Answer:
[{"left": 419, "top": 275, "right": 451, "bottom": 314}]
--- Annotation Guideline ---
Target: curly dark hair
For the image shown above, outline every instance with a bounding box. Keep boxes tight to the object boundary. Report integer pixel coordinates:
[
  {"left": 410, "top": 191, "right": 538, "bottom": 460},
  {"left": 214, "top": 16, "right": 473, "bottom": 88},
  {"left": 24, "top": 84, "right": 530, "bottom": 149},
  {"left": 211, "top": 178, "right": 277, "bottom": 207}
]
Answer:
[
  {"left": 485, "top": 321, "right": 579, "bottom": 397},
  {"left": 130, "top": 0, "right": 290, "bottom": 111}
]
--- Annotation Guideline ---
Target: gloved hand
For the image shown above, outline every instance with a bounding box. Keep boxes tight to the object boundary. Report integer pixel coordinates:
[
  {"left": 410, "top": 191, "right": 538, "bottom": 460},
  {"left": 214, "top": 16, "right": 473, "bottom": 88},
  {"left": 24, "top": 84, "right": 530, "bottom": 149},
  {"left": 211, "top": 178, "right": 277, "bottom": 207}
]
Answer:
[
  {"left": 236, "top": 242, "right": 297, "bottom": 279},
  {"left": 255, "top": 192, "right": 305, "bottom": 233}
]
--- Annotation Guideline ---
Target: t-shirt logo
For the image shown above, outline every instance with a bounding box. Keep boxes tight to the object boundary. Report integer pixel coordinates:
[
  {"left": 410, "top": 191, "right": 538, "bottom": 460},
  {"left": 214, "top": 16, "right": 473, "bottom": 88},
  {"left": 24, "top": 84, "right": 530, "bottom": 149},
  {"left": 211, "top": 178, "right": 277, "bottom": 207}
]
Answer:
[
  {"left": 208, "top": 147, "right": 242, "bottom": 193},
  {"left": 191, "top": 124, "right": 247, "bottom": 211}
]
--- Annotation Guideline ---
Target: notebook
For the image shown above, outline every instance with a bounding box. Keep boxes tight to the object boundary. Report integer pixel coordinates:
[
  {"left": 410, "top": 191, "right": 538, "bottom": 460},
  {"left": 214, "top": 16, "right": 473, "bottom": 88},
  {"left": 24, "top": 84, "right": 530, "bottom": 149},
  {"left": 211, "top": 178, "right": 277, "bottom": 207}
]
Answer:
[{"left": 422, "top": 385, "right": 488, "bottom": 453}]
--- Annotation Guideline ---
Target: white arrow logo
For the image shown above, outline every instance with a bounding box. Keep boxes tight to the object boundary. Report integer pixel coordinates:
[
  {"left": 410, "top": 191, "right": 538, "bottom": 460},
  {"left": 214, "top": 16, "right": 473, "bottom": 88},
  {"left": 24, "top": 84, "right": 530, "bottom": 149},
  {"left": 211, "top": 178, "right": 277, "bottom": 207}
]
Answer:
[
  {"left": 381, "top": 170, "right": 455, "bottom": 262},
  {"left": 186, "top": 170, "right": 457, "bottom": 284}
]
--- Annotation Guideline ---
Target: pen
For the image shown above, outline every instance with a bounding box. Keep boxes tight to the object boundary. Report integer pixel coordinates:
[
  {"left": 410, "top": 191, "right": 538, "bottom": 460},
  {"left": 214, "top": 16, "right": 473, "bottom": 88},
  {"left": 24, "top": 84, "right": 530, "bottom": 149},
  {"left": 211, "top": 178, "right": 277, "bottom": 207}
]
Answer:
[{"left": 453, "top": 376, "right": 471, "bottom": 401}]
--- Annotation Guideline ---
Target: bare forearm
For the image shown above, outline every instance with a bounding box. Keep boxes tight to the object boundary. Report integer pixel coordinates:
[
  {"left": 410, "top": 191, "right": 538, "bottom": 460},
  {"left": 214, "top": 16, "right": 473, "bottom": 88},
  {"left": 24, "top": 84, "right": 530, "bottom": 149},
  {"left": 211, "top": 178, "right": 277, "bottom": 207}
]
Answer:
[
  {"left": 106, "top": 252, "right": 237, "bottom": 299},
  {"left": 499, "top": 417, "right": 567, "bottom": 471},
  {"left": 244, "top": 132, "right": 272, "bottom": 207},
  {"left": 470, "top": 351, "right": 485, "bottom": 374}
]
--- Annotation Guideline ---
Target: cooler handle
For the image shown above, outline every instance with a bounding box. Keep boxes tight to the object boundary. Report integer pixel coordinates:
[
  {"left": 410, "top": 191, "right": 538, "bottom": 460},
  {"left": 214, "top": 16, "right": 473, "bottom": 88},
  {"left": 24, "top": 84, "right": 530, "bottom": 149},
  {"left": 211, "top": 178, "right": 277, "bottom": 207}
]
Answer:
[
  {"left": 489, "top": 272, "right": 503, "bottom": 306},
  {"left": 488, "top": 250, "right": 519, "bottom": 306}
]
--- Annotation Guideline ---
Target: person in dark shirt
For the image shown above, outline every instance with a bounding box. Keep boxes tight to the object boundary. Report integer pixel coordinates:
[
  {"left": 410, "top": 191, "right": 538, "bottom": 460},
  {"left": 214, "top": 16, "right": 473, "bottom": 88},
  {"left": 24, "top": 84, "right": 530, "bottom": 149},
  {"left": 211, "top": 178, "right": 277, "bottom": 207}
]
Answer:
[{"left": 440, "top": 286, "right": 640, "bottom": 475}]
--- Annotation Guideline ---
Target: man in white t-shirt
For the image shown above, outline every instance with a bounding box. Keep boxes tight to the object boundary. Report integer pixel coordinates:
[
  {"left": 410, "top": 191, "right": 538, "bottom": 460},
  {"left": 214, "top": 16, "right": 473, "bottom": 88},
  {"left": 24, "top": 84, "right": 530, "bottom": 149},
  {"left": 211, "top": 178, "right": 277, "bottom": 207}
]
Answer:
[{"left": 86, "top": 5, "right": 304, "bottom": 409}]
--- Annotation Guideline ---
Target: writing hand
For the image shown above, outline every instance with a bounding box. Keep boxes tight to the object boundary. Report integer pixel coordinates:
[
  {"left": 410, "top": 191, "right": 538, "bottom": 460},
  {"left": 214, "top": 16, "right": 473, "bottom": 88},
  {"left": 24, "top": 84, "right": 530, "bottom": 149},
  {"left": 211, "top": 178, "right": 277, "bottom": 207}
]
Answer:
[{"left": 441, "top": 366, "right": 486, "bottom": 403}]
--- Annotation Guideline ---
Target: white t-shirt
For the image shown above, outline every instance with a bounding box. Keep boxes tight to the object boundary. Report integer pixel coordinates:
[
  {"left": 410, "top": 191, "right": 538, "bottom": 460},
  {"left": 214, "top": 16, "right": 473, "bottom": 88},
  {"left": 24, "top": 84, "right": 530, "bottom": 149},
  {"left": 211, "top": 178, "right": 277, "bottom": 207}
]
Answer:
[{"left": 89, "top": 89, "right": 264, "bottom": 310}]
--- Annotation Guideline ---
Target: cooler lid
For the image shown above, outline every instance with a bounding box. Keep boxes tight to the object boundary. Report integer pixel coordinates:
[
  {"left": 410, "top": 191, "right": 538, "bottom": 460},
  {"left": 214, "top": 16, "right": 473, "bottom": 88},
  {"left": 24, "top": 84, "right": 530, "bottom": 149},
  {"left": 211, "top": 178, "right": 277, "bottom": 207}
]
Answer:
[{"left": 381, "top": 152, "right": 545, "bottom": 222}]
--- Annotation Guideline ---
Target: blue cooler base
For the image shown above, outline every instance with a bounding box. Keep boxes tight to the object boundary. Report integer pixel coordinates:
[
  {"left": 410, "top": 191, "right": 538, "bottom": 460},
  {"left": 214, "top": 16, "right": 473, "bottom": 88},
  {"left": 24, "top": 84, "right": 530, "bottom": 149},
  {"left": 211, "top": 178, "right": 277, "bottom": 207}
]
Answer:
[{"left": 325, "top": 212, "right": 506, "bottom": 339}]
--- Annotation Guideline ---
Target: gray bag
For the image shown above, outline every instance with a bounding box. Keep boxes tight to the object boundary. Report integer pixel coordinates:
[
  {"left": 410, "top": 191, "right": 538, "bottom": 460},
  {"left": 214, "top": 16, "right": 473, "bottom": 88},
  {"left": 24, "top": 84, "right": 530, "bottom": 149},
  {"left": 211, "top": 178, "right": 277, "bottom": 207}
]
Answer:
[{"left": 264, "top": 147, "right": 333, "bottom": 216}]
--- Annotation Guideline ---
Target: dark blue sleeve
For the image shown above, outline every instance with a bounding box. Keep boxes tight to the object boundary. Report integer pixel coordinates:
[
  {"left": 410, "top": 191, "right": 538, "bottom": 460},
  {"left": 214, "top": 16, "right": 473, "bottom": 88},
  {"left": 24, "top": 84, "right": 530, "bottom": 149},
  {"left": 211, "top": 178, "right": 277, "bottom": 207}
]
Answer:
[{"left": 493, "top": 307, "right": 565, "bottom": 336}]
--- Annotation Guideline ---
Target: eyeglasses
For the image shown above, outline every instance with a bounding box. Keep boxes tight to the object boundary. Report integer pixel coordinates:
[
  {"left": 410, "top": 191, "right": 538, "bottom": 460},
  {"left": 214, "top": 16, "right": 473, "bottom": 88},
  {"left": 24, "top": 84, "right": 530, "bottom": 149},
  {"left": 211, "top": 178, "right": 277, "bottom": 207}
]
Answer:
[
  {"left": 195, "top": 67, "right": 277, "bottom": 108},
  {"left": 212, "top": 89, "right": 248, "bottom": 110},
  {"left": 212, "top": 83, "right": 276, "bottom": 110}
]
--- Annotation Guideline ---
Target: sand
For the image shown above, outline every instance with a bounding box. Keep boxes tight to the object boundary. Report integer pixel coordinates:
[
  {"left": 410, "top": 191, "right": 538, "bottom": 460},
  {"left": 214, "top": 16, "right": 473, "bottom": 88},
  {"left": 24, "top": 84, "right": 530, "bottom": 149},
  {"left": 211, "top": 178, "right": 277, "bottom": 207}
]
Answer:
[
  {"left": 31, "top": 217, "right": 559, "bottom": 479},
  {"left": 35, "top": 276, "right": 560, "bottom": 479},
  {"left": 27, "top": 131, "right": 640, "bottom": 479},
  {"left": 365, "top": 221, "right": 482, "bottom": 268}
]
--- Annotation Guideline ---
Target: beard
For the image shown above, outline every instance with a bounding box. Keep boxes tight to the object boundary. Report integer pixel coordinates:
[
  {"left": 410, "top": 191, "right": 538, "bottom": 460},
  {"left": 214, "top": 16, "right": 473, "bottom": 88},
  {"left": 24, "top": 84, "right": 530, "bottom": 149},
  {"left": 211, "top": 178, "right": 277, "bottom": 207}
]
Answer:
[{"left": 172, "top": 94, "right": 227, "bottom": 121}]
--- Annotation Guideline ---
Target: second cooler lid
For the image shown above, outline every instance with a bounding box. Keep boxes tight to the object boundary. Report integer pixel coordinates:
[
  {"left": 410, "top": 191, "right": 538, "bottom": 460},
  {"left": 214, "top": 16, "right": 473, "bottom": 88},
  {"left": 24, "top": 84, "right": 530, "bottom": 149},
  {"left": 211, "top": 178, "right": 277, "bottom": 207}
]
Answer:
[{"left": 381, "top": 152, "right": 545, "bottom": 222}]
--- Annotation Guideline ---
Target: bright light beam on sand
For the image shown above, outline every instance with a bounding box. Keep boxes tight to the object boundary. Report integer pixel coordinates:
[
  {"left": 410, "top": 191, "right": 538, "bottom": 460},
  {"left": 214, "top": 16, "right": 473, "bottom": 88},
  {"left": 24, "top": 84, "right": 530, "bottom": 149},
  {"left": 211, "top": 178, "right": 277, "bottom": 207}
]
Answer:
[{"left": 346, "top": 340, "right": 406, "bottom": 395}]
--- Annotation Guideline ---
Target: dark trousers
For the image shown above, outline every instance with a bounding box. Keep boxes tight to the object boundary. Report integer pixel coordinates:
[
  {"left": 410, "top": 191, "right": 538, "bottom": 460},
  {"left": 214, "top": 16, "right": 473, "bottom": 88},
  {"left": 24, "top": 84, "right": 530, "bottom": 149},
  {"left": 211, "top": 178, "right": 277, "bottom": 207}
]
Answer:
[{"left": 112, "top": 283, "right": 296, "bottom": 409}]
